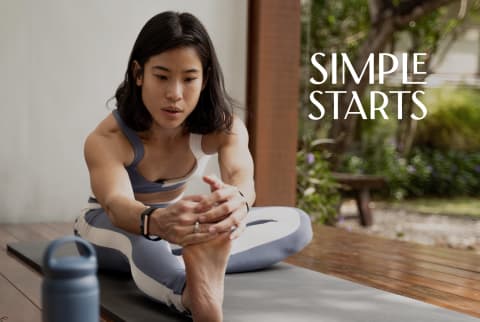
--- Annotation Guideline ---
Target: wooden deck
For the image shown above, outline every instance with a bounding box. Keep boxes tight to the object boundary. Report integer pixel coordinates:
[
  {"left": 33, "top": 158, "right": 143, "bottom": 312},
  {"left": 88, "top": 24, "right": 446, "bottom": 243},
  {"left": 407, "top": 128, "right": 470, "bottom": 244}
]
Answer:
[{"left": 1, "top": 222, "right": 479, "bottom": 321}]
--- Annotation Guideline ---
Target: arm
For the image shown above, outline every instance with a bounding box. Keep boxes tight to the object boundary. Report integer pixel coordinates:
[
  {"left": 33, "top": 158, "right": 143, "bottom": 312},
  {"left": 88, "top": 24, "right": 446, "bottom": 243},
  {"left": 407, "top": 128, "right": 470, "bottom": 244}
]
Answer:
[
  {"left": 84, "top": 129, "right": 146, "bottom": 233},
  {"left": 84, "top": 127, "right": 217, "bottom": 245},
  {"left": 218, "top": 115, "right": 255, "bottom": 207},
  {"left": 197, "top": 116, "right": 256, "bottom": 238}
]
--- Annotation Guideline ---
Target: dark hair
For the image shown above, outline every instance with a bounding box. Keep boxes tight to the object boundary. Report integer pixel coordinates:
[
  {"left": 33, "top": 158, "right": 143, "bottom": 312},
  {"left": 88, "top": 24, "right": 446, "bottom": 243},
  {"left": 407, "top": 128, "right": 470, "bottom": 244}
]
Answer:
[{"left": 114, "top": 11, "right": 234, "bottom": 134}]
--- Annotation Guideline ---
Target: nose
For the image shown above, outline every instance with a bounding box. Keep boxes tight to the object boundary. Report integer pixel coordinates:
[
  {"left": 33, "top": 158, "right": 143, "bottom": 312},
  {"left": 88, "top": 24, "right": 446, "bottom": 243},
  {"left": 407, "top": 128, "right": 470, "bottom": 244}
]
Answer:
[{"left": 166, "top": 81, "right": 182, "bottom": 102}]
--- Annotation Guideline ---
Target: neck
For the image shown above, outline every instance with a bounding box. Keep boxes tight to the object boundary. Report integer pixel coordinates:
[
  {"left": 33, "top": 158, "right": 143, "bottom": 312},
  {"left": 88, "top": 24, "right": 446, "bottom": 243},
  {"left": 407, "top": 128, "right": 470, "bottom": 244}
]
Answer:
[{"left": 144, "top": 124, "right": 187, "bottom": 143}]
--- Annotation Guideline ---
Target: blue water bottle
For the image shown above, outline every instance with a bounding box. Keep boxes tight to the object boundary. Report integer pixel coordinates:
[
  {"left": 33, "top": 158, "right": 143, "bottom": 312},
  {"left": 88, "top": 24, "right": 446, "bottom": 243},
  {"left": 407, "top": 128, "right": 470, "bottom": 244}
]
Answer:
[{"left": 42, "top": 236, "right": 99, "bottom": 322}]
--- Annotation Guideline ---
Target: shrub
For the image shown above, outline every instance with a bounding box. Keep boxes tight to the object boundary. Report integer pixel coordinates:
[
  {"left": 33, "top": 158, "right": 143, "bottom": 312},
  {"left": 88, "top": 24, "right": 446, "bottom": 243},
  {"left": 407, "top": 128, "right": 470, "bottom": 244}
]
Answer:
[
  {"left": 407, "top": 149, "right": 480, "bottom": 196},
  {"left": 341, "top": 86, "right": 480, "bottom": 199},
  {"left": 343, "top": 147, "right": 480, "bottom": 199},
  {"left": 415, "top": 87, "right": 480, "bottom": 152},
  {"left": 296, "top": 149, "right": 341, "bottom": 224}
]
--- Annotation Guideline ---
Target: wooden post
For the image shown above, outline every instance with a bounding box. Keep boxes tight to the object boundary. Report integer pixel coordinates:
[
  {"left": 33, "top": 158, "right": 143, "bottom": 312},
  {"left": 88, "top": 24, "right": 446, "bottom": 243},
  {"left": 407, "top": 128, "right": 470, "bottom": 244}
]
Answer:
[{"left": 246, "top": 0, "right": 301, "bottom": 206}]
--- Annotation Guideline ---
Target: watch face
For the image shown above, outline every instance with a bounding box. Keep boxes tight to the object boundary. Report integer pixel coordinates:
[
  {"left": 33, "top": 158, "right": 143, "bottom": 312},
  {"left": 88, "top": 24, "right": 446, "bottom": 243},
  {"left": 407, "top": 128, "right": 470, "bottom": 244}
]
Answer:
[
  {"left": 143, "top": 214, "right": 149, "bottom": 235},
  {"left": 140, "top": 207, "right": 162, "bottom": 241}
]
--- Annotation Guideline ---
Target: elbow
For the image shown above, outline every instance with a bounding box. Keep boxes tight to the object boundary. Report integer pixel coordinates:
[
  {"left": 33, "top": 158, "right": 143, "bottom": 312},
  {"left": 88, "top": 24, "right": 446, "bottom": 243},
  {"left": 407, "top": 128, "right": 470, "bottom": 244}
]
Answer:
[
  {"left": 104, "top": 205, "right": 117, "bottom": 226},
  {"left": 103, "top": 197, "right": 119, "bottom": 226},
  {"left": 250, "top": 190, "right": 256, "bottom": 206}
]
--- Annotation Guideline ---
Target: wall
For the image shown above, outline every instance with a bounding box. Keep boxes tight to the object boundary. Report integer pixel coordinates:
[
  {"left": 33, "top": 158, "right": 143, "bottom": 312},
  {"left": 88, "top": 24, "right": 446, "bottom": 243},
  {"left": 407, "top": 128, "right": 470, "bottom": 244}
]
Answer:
[{"left": 0, "top": 0, "right": 247, "bottom": 223}]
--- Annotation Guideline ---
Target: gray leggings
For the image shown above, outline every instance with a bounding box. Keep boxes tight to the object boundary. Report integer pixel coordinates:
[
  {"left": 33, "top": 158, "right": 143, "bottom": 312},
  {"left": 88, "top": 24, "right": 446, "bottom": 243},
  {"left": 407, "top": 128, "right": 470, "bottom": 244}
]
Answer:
[{"left": 74, "top": 206, "right": 312, "bottom": 314}]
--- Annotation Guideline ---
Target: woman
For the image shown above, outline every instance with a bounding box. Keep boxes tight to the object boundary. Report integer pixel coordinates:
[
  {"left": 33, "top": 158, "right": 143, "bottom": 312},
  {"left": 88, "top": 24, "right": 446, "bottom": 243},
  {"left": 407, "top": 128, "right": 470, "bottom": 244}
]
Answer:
[{"left": 74, "top": 11, "right": 312, "bottom": 322}]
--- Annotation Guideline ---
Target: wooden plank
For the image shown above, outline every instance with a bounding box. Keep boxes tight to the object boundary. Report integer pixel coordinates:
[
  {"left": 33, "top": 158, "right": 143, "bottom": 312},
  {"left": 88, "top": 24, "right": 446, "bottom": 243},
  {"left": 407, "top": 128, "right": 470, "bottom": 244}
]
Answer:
[
  {"left": 0, "top": 273, "right": 41, "bottom": 322},
  {"left": 2, "top": 223, "right": 49, "bottom": 242},
  {"left": 0, "top": 225, "right": 43, "bottom": 308},
  {"left": 46, "top": 222, "right": 74, "bottom": 236},
  {"left": 333, "top": 172, "right": 386, "bottom": 189},
  {"left": 246, "top": 0, "right": 300, "bottom": 206},
  {"left": 312, "top": 224, "right": 480, "bottom": 269},
  {"left": 310, "top": 226, "right": 480, "bottom": 284},
  {"left": 298, "top": 248, "right": 480, "bottom": 297},
  {"left": 309, "top": 246, "right": 480, "bottom": 287},
  {"left": 317, "top": 226, "right": 480, "bottom": 273},
  {"left": 298, "top": 235, "right": 480, "bottom": 285}
]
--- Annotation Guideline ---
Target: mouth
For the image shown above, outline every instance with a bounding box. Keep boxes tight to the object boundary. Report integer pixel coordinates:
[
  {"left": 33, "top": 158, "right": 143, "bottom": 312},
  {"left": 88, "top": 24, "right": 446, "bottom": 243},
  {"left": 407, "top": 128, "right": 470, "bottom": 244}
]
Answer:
[{"left": 162, "top": 107, "right": 183, "bottom": 114}]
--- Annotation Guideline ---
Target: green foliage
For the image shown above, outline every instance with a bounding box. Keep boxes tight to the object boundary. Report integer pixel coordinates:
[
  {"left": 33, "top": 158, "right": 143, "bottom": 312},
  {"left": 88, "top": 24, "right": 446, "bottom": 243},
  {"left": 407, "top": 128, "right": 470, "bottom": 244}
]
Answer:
[
  {"left": 296, "top": 148, "right": 340, "bottom": 224},
  {"left": 302, "top": 0, "right": 370, "bottom": 60},
  {"left": 415, "top": 87, "right": 480, "bottom": 152},
  {"left": 298, "top": 0, "right": 474, "bottom": 146},
  {"left": 343, "top": 143, "right": 410, "bottom": 200},
  {"left": 343, "top": 86, "right": 480, "bottom": 199},
  {"left": 299, "top": 1, "right": 480, "bottom": 203},
  {"left": 343, "top": 147, "right": 480, "bottom": 199},
  {"left": 299, "top": 0, "right": 370, "bottom": 135},
  {"left": 405, "top": 5, "right": 460, "bottom": 53},
  {"left": 387, "top": 197, "right": 480, "bottom": 218},
  {"left": 408, "top": 149, "right": 480, "bottom": 197}
]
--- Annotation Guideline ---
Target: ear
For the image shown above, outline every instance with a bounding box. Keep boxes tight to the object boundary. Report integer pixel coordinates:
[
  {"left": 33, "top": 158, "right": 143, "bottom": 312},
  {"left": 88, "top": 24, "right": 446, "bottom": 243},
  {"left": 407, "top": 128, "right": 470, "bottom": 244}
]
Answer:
[{"left": 132, "top": 60, "right": 143, "bottom": 86}]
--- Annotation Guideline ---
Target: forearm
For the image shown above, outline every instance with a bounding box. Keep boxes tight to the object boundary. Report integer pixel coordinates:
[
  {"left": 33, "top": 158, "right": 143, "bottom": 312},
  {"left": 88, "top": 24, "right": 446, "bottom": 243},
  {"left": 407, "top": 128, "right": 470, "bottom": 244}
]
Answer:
[
  {"left": 103, "top": 195, "right": 148, "bottom": 234},
  {"left": 222, "top": 170, "right": 256, "bottom": 208}
]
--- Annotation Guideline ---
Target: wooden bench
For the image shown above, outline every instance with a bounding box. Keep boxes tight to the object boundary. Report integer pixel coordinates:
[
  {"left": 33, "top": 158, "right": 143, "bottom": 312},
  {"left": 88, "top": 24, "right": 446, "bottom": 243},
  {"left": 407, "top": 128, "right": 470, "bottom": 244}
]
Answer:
[{"left": 332, "top": 172, "right": 386, "bottom": 226}]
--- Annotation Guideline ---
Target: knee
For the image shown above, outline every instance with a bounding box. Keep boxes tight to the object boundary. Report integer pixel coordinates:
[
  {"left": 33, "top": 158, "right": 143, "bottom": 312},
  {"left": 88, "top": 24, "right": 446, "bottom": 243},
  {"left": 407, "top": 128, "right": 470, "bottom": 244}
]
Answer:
[{"left": 286, "top": 207, "right": 313, "bottom": 255}]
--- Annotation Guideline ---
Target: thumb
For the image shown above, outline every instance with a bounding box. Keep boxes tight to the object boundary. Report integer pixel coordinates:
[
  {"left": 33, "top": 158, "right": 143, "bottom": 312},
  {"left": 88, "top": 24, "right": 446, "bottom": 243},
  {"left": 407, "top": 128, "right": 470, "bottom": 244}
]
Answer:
[{"left": 203, "top": 174, "right": 224, "bottom": 191}]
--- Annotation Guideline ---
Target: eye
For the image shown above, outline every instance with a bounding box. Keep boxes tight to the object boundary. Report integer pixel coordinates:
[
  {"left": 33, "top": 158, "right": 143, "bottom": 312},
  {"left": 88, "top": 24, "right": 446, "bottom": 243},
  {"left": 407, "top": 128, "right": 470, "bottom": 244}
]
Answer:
[
  {"left": 154, "top": 75, "right": 168, "bottom": 80},
  {"left": 185, "top": 77, "right": 198, "bottom": 82}
]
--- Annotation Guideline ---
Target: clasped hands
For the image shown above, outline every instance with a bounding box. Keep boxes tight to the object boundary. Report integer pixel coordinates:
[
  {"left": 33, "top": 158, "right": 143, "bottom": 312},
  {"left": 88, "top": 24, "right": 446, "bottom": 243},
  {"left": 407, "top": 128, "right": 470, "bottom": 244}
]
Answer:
[{"left": 154, "top": 175, "right": 248, "bottom": 246}]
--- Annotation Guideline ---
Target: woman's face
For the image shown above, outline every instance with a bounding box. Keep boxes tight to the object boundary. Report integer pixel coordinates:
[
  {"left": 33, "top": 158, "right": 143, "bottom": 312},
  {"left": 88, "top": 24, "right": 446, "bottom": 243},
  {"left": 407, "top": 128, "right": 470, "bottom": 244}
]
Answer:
[{"left": 135, "top": 46, "right": 204, "bottom": 131}]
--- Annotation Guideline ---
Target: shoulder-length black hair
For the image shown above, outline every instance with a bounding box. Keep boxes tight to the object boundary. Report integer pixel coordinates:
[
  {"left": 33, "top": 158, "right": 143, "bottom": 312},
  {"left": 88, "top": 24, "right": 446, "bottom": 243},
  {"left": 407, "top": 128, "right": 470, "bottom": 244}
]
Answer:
[{"left": 115, "top": 11, "right": 234, "bottom": 134}]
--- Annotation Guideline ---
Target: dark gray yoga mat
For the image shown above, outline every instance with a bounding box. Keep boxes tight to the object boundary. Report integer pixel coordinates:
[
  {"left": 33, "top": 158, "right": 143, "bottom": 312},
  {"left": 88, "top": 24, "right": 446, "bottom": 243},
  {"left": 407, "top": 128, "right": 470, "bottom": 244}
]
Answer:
[{"left": 7, "top": 240, "right": 479, "bottom": 322}]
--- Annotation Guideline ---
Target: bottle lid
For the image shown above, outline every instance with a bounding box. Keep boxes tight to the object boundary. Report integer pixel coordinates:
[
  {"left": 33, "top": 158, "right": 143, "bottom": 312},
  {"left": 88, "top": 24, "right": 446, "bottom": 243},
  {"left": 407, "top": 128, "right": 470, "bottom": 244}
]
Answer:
[{"left": 42, "top": 236, "right": 97, "bottom": 278}]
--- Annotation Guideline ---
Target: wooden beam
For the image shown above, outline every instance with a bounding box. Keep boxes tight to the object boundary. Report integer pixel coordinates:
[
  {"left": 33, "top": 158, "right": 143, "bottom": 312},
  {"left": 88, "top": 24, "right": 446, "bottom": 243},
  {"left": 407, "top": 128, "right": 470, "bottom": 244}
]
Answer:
[{"left": 246, "top": 0, "right": 301, "bottom": 206}]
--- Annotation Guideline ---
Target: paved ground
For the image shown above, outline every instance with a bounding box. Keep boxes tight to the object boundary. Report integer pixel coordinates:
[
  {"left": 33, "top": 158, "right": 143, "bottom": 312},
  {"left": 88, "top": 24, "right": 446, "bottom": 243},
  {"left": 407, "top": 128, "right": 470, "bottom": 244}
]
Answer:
[{"left": 335, "top": 200, "right": 480, "bottom": 254}]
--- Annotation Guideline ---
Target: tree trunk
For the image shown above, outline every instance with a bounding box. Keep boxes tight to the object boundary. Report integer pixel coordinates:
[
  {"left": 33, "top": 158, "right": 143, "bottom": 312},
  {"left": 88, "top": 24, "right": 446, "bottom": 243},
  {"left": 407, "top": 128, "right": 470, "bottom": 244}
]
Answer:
[{"left": 330, "top": 15, "right": 395, "bottom": 168}]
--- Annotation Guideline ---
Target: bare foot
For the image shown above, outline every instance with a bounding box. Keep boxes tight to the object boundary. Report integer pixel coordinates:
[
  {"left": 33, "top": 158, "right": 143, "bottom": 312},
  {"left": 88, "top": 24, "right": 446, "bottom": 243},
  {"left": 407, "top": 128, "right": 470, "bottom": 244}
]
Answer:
[{"left": 181, "top": 232, "right": 232, "bottom": 322}]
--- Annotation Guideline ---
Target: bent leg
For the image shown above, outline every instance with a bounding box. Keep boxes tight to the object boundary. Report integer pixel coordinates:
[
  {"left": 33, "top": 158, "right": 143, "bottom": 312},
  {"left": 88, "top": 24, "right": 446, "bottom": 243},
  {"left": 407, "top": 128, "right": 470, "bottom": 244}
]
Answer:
[
  {"left": 74, "top": 208, "right": 189, "bottom": 314},
  {"left": 227, "top": 207, "right": 312, "bottom": 273}
]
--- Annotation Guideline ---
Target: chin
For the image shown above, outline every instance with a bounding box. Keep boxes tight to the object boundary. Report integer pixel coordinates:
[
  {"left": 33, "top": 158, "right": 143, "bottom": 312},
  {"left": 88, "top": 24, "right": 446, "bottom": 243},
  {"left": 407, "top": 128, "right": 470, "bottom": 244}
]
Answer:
[{"left": 153, "top": 118, "right": 185, "bottom": 129}]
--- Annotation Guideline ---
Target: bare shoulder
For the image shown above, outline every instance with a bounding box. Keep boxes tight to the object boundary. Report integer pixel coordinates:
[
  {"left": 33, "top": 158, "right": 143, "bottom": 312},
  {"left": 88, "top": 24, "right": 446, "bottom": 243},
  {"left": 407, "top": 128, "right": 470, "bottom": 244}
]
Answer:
[
  {"left": 84, "top": 113, "right": 133, "bottom": 166},
  {"left": 202, "top": 115, "right": 249, "bottom": 153}
]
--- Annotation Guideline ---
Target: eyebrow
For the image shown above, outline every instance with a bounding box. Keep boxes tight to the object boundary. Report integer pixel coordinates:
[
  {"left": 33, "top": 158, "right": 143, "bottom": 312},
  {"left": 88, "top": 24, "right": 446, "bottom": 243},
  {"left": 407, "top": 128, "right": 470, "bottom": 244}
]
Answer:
[{"left": 152, "top": 66, "right": 200, "bottom": 73}]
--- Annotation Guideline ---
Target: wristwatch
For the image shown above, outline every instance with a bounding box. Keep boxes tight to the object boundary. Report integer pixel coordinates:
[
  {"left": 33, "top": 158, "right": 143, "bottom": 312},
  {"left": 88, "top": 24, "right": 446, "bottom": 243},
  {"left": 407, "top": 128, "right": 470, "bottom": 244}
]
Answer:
[{"left": 140, "top": 207, "right": 162, "bottom": 241}]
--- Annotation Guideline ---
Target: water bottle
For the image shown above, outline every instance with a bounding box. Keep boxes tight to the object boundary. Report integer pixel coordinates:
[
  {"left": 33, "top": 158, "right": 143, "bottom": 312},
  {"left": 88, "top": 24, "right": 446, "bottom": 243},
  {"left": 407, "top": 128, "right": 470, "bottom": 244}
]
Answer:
[{"left": 42, "top": 236, "right": 99, "bottom": 322}]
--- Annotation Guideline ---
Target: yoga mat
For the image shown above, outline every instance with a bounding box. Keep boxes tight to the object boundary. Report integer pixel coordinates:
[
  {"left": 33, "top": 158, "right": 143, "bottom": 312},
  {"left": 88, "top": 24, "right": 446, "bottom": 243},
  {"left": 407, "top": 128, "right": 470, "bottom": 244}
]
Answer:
[{"left": 7, "top": 241, "right": 479, "bottom": 322}]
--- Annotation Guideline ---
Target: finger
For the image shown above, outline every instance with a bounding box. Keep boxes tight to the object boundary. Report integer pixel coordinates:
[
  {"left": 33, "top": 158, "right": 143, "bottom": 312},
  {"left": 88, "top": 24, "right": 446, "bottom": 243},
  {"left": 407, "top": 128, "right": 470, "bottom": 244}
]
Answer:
[
  {"left": 230, "top": 222, "right": 246, "bottom": 240},
  {"left": 182, "top": 195, "right": 211, "bottom": 213},
  {"left": 177, "top": 212, "right": 201, "bottom": 225},
  {"left": 174, "top": 222, "right": 214, "bottom": 235},
  {"left": 198, "top": 195, "right": 244, "bottom": 223},
  {"left": 196, "top": 186, "right": 238, "bottom": 211},
  {"left": 182, "top": 194, "right": 206, "bottom": 203},
  {"left": 203, "top": 175, "right": 224, "bottom": 191},
  {"left": 197, "top": 200, "right": 238, "bottom": 224},
  {"left": 208, "top": 209, "right": 245, "bottom": 233},
  {"left": 167, "top": 199, "right": 198, "bottom": 216}
]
